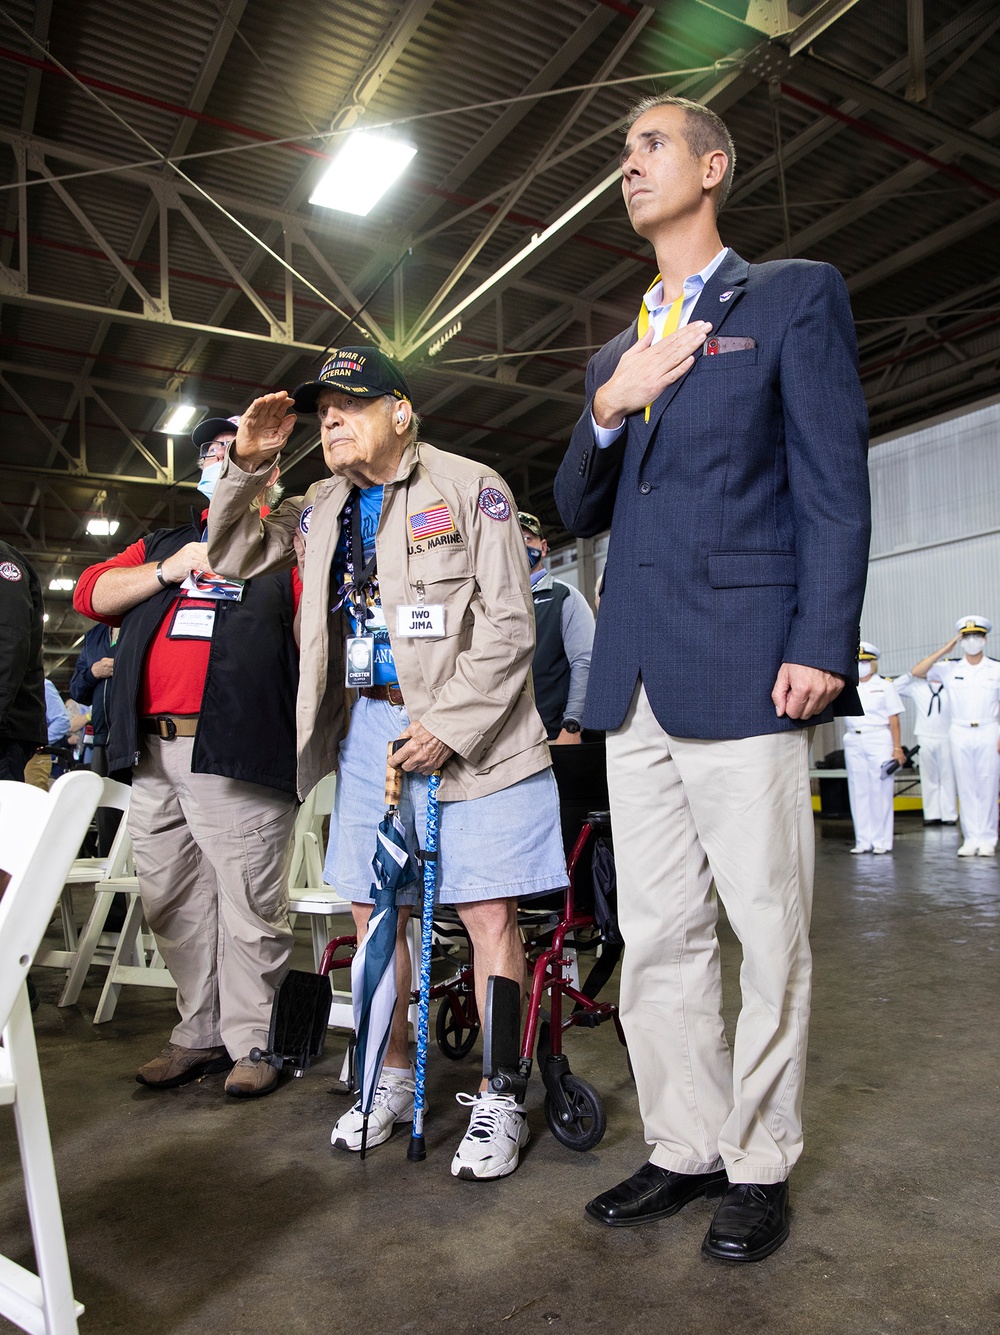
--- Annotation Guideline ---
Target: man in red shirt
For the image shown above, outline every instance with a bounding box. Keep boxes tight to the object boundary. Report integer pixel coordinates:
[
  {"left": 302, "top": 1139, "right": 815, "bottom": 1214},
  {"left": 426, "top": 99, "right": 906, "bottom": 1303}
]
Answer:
[{"left": 74, "top": 417, "right": 301, "bottom": 1098}]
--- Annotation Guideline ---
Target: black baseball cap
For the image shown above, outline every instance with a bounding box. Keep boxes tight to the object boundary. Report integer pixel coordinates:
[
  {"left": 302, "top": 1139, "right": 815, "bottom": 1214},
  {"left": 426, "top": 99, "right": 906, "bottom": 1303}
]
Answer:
[
  {"left": 291, "top": 346, "right": 412, "bottom": 415},
  {"left": 192, "top": 414, "right": 240, "bottom": 452}
]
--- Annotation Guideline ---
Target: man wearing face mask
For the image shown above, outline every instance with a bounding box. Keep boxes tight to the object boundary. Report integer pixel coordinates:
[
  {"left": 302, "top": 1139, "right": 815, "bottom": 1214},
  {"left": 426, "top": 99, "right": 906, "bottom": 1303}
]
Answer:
[
  {"left": 843, "top": 644, "right": 905, "bottom": 854},
  {"left": 73, "top": 415, "right": 301, "bottom": 1098},
  {"left": 518, "top": 512, "right": 595, "bottom": 744},
  {"left": 911, "top": 616, "right": 1000, "bottom": 856},
  {"left": 891, "top": 670, "right": 957, "bottom": 827}
]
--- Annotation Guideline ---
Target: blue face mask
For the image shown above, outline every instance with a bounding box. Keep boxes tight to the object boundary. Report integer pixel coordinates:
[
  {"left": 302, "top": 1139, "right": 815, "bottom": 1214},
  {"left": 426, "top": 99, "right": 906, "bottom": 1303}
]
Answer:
[
  {"left": 525, "top": 545, "right": 543, "bottom": 571},
  {"left": 197, "top": 460, "right": 223, "bottom": 501}
]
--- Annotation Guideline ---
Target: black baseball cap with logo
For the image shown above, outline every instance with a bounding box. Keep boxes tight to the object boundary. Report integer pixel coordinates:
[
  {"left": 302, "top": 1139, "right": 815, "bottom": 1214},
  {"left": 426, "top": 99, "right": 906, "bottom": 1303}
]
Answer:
[{"left": 291, "top": 346, "right": 412, "bottom": 415}]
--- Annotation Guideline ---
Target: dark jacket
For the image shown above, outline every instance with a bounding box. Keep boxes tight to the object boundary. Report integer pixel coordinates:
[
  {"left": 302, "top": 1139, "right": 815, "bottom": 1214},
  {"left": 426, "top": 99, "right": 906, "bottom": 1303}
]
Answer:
[
  {"left": 104, "top": 523, "right": 299, "bottom": 795},
  {"left": 554, "top": 252, "right": 871, "bottom": 740},
  {"left": 0, "top": 541, "right": 46, "bottom": 747},
  {"left": 532, "top": 581, "right": 571, "bottom": 737},
  {"left": 70, "top": 622, "right": 116, "bottom": 746}
]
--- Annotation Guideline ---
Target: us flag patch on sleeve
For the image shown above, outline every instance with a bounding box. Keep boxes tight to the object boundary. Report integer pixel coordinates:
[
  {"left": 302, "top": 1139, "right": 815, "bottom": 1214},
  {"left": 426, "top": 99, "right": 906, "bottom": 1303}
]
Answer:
[{"left": 409, "top": 503, "right": 455, "bottom": 541}]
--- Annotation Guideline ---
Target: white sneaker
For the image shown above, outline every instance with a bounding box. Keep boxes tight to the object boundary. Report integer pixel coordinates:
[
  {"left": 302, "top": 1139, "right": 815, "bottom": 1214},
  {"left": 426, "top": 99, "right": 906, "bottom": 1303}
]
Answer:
[
  {"left": 450, "top": 1091, "right": 529, "bottom": 1180},
  {"left": 872, "top": 846, "right": 891, "bottom": 854},
  {"left": 850, "top": 845, "right": 872, "bottom": 854},
  {"left": 978, "top": 843, "right": 996, "bottom": 857},
  {"left": 957, "top": 841, "right": 978, "bottom": 857},
  {"left": 331, "top": 1070, "right": 415, "bottom": 1153}
]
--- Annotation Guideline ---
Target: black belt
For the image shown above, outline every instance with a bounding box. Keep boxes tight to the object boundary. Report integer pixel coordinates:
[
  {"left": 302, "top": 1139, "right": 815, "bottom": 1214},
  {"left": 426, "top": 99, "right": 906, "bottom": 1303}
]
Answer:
[{"left": 140, "top": 715, "right": 199, "bottom": 739}]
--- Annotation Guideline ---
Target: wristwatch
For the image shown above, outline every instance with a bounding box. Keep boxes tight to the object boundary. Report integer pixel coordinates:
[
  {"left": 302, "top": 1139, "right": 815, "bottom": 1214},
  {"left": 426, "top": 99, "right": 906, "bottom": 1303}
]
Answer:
[{"left": 561, "top": 718, "right": 581, "bottom": 734}]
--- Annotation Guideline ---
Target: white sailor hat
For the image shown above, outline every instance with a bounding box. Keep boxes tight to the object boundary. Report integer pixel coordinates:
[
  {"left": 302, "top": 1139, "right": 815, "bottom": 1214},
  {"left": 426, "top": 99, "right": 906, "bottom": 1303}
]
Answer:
[
  {"left": 955, "top": 615, "right": 992, "bottom": 636},
  {"left": 858, "top": 641, "right": 880, "bottom": 661}
]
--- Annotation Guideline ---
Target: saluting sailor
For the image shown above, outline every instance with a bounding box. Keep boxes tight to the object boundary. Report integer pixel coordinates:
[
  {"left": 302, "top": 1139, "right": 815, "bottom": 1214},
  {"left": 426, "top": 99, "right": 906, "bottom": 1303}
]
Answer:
[
  {"left": 911, "top": 617, "right": 1000, "bottom": 857},
  {"left": 893, "top": 667, "right": 957, "bottom": 826},
  {"left": 844, "top": 643, "right": 905, "bottom": 854}
]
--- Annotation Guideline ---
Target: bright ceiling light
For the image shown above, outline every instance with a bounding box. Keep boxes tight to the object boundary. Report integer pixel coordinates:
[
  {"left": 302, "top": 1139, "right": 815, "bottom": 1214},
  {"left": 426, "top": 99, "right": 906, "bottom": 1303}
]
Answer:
[
  {"left": 86, "top": 518, "right": 120, "bottom": 536},
  {"left": 43, "top": 613, "right": 50, "bottom": 623},
  {"left": 49, "top": 578, "right": 76, "bottom": 592},
  {"left": 309, "top": 131, "right": 417, "bottom": 217},
  {"left": 156, "top": 404, "right": 201, "bottom": 434}
]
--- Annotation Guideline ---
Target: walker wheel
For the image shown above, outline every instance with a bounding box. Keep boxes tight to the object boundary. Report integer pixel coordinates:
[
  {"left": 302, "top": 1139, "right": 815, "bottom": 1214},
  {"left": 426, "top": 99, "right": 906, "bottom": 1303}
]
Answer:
[
  {"left": 435, "top": 994, "right": 480, "bottom": 1060},
  {"left": 544, "top": 1074, "right": 607, "bottom": 1151}
]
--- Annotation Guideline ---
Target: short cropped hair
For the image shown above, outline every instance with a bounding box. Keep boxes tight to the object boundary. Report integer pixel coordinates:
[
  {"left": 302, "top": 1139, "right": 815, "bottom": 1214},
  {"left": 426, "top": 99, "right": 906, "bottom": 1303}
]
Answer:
[{"left": 625, "top": 94, "right": 736, "bottom": 212}]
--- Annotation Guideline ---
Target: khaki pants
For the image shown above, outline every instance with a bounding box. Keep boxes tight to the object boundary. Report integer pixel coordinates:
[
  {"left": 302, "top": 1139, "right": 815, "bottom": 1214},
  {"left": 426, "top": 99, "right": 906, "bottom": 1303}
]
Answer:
[
  {"left": 128, "top": 737, "right": 297, "bottom": 1056},
  {"left": 607, "top": 685, "right": 814, "bottom": 1184},
  {"left": 23, "top": 752, "right": 52, "bottom": 791}
]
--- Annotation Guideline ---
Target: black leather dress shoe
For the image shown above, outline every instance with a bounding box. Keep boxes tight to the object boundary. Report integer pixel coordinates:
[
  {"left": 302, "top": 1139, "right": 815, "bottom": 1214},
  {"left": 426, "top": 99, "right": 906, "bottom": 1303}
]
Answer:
[
  {"left": 702, "top": 1180, "right": 789, "bottom": 1262},
  {"left": 585, "top": 1162, "right": 728, "bottom": 1227}
]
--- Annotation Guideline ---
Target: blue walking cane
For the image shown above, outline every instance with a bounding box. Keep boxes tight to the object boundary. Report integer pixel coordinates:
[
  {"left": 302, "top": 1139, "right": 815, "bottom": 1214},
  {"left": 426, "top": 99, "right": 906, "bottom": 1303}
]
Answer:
[{"left": 407, "top": 771, "right": 440, "bottom": 1162}]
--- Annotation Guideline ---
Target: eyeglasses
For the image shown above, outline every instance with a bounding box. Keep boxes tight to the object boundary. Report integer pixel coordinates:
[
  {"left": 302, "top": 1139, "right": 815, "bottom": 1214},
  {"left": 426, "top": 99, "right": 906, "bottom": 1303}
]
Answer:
[{"left": 198, "top": 439, "right": 230, "bottom": 462}]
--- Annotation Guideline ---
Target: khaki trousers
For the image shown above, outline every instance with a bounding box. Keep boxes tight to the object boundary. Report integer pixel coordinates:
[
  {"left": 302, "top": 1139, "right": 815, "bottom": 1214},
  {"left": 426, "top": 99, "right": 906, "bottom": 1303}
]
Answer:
[
  {"left": 23, "top": 752, "right": 52, "bottom": 791},
  {"left": 607, "top": 685, "right": 814, "bottom": 1184},
  {"left": 128, "top": 737, "right": 297, "bottom": 1055}
]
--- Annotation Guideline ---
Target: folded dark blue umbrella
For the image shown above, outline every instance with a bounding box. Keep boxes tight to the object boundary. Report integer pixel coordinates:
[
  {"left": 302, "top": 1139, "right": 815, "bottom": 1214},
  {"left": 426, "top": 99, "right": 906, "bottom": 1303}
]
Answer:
[{"left": 351, "top": 750, "right": 415, "bottom": 1158}]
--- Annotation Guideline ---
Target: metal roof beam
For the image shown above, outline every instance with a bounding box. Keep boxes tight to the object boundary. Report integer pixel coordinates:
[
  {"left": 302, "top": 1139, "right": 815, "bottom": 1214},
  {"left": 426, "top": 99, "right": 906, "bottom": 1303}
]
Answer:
[
  {"left": 727, "top": 0, "right": 999, "bottom": 209},
  {"left": 0, "top": 459, "right": 199, "bottom": 490},
  {"left": 169, "top": 0, "right": 434, "bottom": 377},
  {"left": 846, "top": 198, "right": 1000, "bottom": 296},
  {"left": 404, "top": 6, "right": 655, "bottom": 343},
  {"left": 401, "top": 5, "right": 619, "bottom": 239},
  {"left": 793, "top": 54, "right": 1000, "bottom": 173},
  {"left": 754, "top": 107, "right": 1000, "bottom": 264}
]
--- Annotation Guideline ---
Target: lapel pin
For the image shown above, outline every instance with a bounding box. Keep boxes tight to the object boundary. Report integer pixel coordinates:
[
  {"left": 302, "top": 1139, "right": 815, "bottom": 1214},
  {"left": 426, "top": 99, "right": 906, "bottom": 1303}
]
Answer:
[{"left": 719, "top": 290, "right": 734, "bottom": 302}]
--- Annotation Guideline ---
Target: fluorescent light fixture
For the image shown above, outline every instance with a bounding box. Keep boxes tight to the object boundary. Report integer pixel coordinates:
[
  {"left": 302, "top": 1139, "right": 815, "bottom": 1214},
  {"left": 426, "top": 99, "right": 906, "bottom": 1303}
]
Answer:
[
  {"left": 156, "top": 404, "right": 201, "bottom": 434},
  {"left": 309, "top": 131, "right": 417, "bottom": 217},
  {"left": 43, "top": 613, "right": 49, "bottom": 623},
  {"left": 49, "top": 578, "right": 76, "bottom": 592},
  {"left": 86, "top": 518, "right": 120, "bottom": 536}
]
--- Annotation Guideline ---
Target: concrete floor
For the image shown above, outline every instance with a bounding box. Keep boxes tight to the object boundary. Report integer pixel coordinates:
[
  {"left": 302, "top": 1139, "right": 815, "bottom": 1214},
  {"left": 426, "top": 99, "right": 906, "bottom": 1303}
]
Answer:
[{"left": 2, "top": 815, "right": 999, "bottom": 1335}]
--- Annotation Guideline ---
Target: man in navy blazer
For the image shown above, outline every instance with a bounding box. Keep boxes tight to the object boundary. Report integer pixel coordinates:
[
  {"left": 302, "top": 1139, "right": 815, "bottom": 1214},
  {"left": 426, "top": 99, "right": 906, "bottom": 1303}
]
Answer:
[{"left": 555, "top": 95, "right": 870, "bottom": 1262}]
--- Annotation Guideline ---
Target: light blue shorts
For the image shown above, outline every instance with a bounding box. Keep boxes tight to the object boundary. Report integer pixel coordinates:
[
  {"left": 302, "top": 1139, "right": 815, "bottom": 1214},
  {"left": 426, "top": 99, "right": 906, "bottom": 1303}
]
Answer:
[{"left": 323, "top": 696, "right": 568, "bottom": 906}]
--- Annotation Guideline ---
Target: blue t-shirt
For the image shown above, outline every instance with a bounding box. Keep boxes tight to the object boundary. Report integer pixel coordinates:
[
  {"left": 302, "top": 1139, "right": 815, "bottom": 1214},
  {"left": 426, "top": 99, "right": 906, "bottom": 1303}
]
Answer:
[{"left": 334, "top": 486, "right": 397, "bottom": 686}]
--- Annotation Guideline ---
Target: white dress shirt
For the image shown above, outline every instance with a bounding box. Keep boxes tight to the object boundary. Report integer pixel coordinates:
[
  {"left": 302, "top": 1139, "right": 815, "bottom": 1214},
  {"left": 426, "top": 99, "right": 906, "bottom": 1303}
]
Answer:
[{"left": 929, "top": 657, "right": 1000, "bottom": 725}]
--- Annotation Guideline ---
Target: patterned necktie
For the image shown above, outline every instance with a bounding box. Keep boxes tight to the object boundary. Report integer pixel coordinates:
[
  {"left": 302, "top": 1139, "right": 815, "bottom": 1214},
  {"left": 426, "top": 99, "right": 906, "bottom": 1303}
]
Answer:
[{"left": 637, "top": 276, "right": 685, "bottom": 422}]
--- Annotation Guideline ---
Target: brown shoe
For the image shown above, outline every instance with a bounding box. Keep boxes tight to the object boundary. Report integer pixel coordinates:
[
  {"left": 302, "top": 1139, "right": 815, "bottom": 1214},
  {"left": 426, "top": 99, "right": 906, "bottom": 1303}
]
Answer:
[
  {"left": 225, "top": 1057, "right": 279, "bottom": 1099},
  {"left": 136, "top": 1042, "right": 232, "bottom": 1089}
]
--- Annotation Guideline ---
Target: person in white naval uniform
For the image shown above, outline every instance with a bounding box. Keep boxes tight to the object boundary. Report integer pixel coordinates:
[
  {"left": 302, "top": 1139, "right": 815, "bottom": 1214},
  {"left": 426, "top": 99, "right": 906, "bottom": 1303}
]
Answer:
[
  {"left": 911, "top": 616, "right": 1000, "bottom": 857},
  {"left": 844, "top": 643, "right": 905, "bottom": 854},
  {"left": 893, "top": 670, "right": 957, "bottom": 825}
]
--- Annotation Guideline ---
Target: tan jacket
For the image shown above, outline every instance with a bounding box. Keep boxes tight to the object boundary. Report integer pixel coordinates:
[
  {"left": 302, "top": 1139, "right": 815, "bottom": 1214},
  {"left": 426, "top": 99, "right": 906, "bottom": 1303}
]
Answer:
[{"left": 207, "top": 441, "right": 550, "bottom": 802}]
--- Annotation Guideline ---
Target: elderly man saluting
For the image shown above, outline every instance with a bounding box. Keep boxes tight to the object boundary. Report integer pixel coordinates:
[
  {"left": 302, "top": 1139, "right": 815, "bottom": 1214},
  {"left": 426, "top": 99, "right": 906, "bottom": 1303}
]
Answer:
[{"left": 208, "top": 348, "right": 567, "bottom": 1180}]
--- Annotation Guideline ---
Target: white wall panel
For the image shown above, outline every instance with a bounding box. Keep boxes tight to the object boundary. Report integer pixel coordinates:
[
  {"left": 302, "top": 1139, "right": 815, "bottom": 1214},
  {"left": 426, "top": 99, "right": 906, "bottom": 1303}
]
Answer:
[{"left": 863, "top": 396, "right": 1000, "bottom": 678}]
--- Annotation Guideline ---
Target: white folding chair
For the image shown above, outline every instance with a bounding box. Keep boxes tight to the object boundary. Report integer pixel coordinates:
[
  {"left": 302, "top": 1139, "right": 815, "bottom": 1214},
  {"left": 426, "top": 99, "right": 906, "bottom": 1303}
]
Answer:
[
  {"left": 286, "top": 774, "right": 355, "bottom": 970},
  {"left": 0, "top": 769, "right": 104, "bottom": 1335},
  {"left": 30, "top": 779, "right": 137, "bottom": 1003},
  {"left": 91, "top": 886, "right": 174, "bottom": 1024}
]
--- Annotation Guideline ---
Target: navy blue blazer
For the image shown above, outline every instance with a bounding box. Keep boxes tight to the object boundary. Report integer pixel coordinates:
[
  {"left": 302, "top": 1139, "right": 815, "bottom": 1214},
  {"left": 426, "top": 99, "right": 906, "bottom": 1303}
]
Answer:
[{"left": 554, "top": 250, "right": 871, "bottom": 740}]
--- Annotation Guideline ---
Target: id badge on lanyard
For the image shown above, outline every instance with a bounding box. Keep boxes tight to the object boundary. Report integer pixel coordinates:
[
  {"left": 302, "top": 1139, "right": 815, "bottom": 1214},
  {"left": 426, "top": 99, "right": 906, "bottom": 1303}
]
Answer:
[{"left": 342, "top": 492, "right": 378, "bottom": 688}]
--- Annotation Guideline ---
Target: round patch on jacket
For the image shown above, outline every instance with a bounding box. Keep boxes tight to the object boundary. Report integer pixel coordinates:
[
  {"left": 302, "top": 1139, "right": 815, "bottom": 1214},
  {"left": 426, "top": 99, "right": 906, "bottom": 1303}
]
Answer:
[
  {"left": 299, "top": 504, "right": 314, "bottom": 535},
  {"left": 477, "top": 487, "right": 511, "bottom": 522},
  {"left": 0, "top": 561, "right": 22, "bottom": 581}
]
